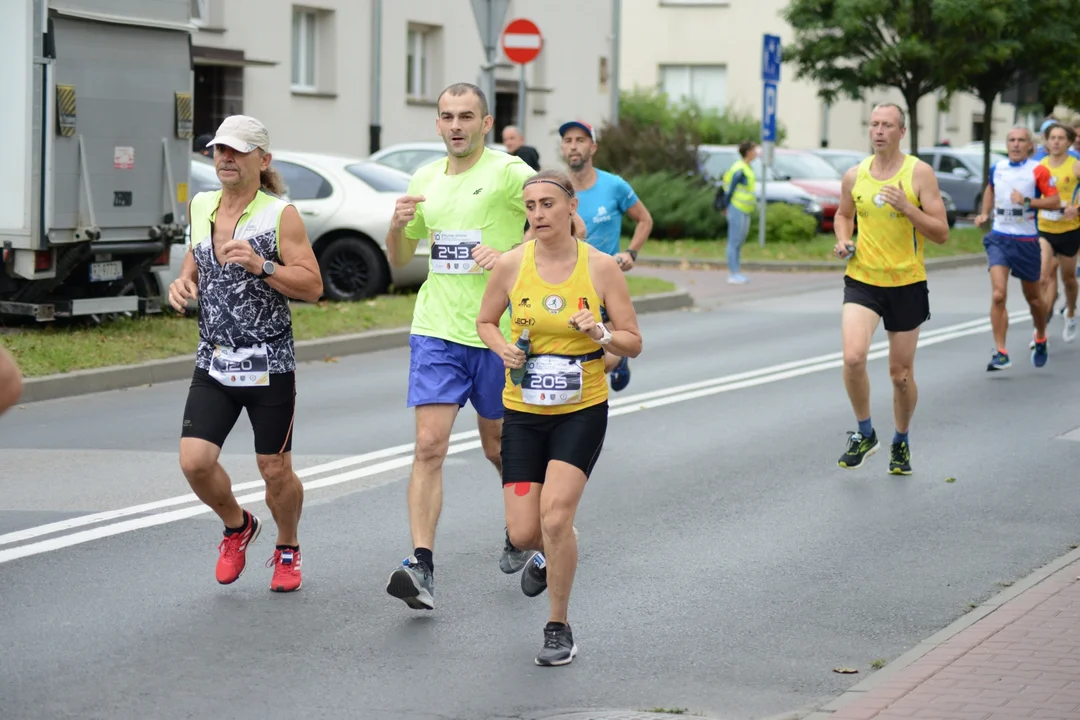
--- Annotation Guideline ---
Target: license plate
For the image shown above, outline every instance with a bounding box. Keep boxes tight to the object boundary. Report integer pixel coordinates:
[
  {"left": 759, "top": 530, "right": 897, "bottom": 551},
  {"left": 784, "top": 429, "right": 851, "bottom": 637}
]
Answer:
[{"left": 90, "top": 261, "right": 124, "bottom": 283}]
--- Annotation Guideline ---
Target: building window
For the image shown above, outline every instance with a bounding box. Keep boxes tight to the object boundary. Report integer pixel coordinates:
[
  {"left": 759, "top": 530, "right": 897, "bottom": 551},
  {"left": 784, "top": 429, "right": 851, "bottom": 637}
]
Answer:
[
  {"left": 292, "top": 8, "right": 318, "bottom": 91},
  {"left": 190, "top": 0, "right": 209, "bottom": 26},
  {"left": 407, "top": 27, "right": 432, "bottom": 99},
  {"left": 659, "top": 65, "right": 727, "bottom": 112}
]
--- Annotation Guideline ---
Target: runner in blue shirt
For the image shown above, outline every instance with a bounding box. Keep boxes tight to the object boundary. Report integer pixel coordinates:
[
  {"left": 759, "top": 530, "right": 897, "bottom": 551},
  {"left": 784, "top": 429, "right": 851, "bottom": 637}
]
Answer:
[{"left": 557, "top": 120, "right": 653, "bottom": 391}]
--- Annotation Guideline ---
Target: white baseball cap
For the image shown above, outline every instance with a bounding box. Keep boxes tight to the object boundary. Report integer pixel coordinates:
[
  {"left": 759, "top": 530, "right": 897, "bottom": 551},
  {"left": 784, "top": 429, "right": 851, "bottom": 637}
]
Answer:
[{"left": 207, "top": 115, "right": 270, "bottom": 154}]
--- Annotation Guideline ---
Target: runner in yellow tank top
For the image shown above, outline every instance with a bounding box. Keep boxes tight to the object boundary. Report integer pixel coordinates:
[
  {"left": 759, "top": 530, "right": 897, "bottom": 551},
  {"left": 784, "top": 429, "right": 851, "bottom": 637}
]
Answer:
[
  {"left": 1036, "top": 123, "right": 1080, "bottom": 343},
  {"left": 477, "top": 169, "right": 642, "bottom": 667},
  {"left": 832, "top": 103, "right": 950, "bottom": 476}
]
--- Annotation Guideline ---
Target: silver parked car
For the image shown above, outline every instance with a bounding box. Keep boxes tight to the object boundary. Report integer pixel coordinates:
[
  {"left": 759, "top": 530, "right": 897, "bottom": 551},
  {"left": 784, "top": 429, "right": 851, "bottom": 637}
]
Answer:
[
  {"left": 916, "top": 146, "right": 1006, "bottom": 215},
  {"left": 161, "top": 152, "right": 428, "bottom": 302},
  {"left": 369, "top": 141, "right": 508, "bottom": 175}
]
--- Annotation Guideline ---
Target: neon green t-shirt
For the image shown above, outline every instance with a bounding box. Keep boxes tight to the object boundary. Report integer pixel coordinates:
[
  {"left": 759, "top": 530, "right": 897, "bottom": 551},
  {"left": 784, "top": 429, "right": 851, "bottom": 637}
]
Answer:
[{"left": 405, "top": 147, "right": 535, "bottom": 348}]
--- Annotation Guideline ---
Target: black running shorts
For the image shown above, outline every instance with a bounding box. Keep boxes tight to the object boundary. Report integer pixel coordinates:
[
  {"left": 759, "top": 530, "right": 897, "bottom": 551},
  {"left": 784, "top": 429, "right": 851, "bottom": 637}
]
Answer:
[
  {"left": 1043, "top": 228, "right": 1080, "bottom": 258},
  {"left": 181, "top": 368, "right": 296, "bottom": 455},
  {"left": 843, "top": 276, "right": 931, "bottom": 333},
  {"left": 501, "top": 401, "right": 608, "bottom": 484}
]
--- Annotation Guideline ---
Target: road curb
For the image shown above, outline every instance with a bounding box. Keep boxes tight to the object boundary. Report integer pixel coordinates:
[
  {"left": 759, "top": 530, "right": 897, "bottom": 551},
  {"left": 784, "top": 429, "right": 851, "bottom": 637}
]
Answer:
[
  {"left": 798, "top": 545, "right": 1080, "bottom": 719},
  {"left": 637, "top": 253, "right": 987, "bottom": 273},
  {"left": 18, "top": 289, "right": 694, "bottom": 404}
]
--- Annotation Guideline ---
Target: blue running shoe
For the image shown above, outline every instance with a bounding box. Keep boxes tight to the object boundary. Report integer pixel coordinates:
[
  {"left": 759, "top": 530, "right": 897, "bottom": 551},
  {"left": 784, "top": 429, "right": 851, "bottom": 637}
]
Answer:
[
  {"left": 986, "top": 350, "right": 1011, "bottom": 371},
  {"left": 610, "top": 356, "right": 631, "bottom": 392},
  {"left": 1032, "top": 339, "right": 1048, "bottom": 368}
]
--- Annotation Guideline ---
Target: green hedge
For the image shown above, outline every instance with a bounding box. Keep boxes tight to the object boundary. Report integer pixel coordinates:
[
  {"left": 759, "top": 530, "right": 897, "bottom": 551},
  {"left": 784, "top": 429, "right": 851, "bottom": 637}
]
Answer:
[{"left": 620, "top": 172, "right": 819, "bottom": 244}]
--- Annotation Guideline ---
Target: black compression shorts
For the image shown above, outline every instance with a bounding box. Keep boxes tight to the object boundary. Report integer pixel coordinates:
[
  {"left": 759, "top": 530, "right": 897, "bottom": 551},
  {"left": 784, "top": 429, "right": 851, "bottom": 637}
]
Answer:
[
  {"left": 1042, "top": 228, "right": 1080, "bottom": 258},
  {"left": 181, "top": 368, "right": 296, "bottom": 455},
  {"left": 843, "top": 276, "right": 931, "bottom": 333},
  {"left": 501, "top": 401, "right": 608, "bottom": 484}
]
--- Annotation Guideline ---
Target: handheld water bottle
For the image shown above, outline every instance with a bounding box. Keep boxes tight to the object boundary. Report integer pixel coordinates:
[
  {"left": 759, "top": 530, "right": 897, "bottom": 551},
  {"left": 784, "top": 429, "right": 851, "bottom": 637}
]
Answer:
[{"left": 509, "top": 329, "right": 531, "bottom": 386}]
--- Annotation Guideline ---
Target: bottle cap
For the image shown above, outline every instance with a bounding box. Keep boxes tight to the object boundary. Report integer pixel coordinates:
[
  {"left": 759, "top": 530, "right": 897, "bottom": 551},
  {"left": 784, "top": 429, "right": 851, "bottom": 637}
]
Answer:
[{"left": 520, "top": 328, "right": 530, "bottom": 341}]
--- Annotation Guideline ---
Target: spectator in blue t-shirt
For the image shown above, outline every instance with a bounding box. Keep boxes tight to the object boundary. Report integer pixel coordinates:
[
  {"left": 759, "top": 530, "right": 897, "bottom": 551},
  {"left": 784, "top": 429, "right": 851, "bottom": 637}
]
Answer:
[{"left": 558, "top": 120, "right": 653, "bottom": 392}]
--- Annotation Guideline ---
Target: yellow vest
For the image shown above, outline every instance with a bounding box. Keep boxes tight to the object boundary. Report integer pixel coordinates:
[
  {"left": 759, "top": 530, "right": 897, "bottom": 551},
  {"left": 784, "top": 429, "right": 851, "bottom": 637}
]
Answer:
[
  {"left": 1038, "top": 155, "right": 1080, "bottom": 234},
  {"left": 503, "top": 240, "right": 608, "bottom": 415},
  {"left": 722, "top": 159, "right": 757, "bottom": 214},
  {"left": 847, "top": 154, "right": 926, "bottom": 287}
]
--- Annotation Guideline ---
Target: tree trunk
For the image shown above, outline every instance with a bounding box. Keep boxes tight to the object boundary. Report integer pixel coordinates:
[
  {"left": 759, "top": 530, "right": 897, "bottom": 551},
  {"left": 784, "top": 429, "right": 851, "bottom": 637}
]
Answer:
[
  {"left": 980, "top": 93, "right": 995, "bottom": 200},
  {"left": 904, "top": 90, "right": 921, "bottom": 155}
]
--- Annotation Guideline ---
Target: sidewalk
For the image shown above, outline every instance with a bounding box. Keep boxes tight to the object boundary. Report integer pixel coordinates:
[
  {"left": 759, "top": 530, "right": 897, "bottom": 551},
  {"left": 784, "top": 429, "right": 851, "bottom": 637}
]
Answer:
[
  {"left": 636, "top": 264, "right": 841, "bottom": 307},
  {"left": 807, "top": 553, "right": 1080, "bottom": 720}
]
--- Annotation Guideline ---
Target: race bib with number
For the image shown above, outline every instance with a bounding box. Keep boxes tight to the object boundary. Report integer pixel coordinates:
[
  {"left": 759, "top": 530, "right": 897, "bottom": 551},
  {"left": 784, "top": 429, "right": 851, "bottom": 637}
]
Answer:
[
  {"left": 208, "top": 343, "right": 270, "bottom": 387},
  {"left": 521, "top": 355, "right": 584, "bottom": 406},
  {"left": 430, "top": 230, "right": 482, "bottom": 275},
  {"left": 1041, "top": 210, "right": 1064, "bottom": 222}
]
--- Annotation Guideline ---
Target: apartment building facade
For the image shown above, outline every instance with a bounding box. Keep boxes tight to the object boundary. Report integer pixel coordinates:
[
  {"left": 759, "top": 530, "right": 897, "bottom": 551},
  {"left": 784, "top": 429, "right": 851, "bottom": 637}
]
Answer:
[
  {"left": 619, "top": 0, "right": 1020, "bottom": 153},
  {"left": 187, "top": 0, "right": 614, "bottom": 162}
]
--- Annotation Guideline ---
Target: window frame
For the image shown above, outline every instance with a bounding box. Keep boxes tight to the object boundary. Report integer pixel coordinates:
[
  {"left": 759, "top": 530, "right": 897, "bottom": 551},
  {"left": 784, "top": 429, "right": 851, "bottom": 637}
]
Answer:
[
  {"left": 406, "top": 27, "right": 431, "bottom": 100},
  {"left": 292, "top": 8, "right": 318, "bottom": 92},
  {"left": 191, "top": 0, "right": 209, "bottom": 27}
]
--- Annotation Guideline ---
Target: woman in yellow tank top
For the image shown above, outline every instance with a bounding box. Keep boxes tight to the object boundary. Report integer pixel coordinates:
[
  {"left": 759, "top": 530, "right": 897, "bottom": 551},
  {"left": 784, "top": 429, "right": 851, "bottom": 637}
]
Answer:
[
  {"left": 1037, "top": 123, "right": 1080, "bottom": 342},
  {"left": 476, "top": 168, "right": 643, "bottom": 667}
]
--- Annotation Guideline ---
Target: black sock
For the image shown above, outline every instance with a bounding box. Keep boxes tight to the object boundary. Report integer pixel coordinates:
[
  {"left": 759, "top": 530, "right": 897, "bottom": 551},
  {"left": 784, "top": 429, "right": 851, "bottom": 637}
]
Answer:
[
  {"left": 224, "top": 510, "right": 249, "bottom": 536},
  {"left": 276, "top": 545, "right": 299, "bottom": 553},
  {"left": 414, "top": 547, "right": 434, "bottom": 572}
]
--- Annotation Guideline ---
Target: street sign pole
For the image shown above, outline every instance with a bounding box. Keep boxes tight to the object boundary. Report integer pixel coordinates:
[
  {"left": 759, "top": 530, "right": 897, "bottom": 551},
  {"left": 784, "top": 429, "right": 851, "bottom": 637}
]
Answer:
[
  {"left": 760, "top": 34, "right": 781, "bottom": 247},
  {"left": 470, "top": 0, "right": 510, "bottom": 143},
  {"left": 501, "top": 18, "right": 544, "bottom": 135}
]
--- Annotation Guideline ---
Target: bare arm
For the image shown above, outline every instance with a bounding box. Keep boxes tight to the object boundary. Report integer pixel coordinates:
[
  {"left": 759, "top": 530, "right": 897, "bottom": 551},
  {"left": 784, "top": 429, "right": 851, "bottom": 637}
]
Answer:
[
  {"left": 590, "top": 254, "right": 642, "bottom": 358},
  {"left": 476, "top": 251, "right": 520, "bottom": 354},
  {"left": 624, "top": 200, "right": 653, "bottom": 254},
  {"left": 0, "top": 345, "right": 23, "bottom": 415},
  {"left": 907, "top": 162, "right": 950, "bottom": 245},
  {"left": 387, "top": 194, "right": 426, "bottom": 268},
  {"left": 257, "top": 205, "right": 323, "bottom": 303},
  {"left": 832, "top": 167, "right": 857, "bottom": 255},
  {"left": 387, "top": 227, "right": 421, "bottom": 268}
]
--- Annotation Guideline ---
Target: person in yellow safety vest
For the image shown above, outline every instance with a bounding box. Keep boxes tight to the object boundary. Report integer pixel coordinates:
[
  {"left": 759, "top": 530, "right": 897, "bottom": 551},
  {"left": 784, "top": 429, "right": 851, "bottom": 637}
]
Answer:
[{"left": 720, "top": 140, "right": 760, "bottom": 284}]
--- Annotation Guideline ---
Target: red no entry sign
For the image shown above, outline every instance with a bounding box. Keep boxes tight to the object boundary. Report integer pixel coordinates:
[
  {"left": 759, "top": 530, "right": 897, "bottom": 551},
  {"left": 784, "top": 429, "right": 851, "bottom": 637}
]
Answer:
[{"left": 501, "top": 18, "right": 543, "bottom": 65}]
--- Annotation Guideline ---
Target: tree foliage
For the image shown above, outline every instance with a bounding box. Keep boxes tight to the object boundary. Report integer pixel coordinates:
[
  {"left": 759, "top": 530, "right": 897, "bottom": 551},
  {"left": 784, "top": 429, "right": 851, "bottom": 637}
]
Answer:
[
  {"left": 782, "top": 0, "right": 952, "bottom": 152},
  {"left": 939, "top": 0, "right": 1080, "bottom": 189},
  {"left": 592, "top": 88, "right": 785, "bottom": 178}
]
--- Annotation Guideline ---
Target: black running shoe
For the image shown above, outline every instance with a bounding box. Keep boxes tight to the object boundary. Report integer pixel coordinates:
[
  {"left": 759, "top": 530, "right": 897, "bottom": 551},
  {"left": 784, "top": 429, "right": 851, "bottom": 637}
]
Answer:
[
  {"left": 499, "top": 528, "right": 530, "bottom": 574},
  {"left": 535, "top": 622, "right": 577, "bottom": 666},
  {"left": 838, "top": 429, "right": 879, "bottom": 469},
  {"left": 521, "top": 551, "right": 548, "bottom": 597},
  {"left": 888, "top": 441, "right": 912, "bottom": 475}
]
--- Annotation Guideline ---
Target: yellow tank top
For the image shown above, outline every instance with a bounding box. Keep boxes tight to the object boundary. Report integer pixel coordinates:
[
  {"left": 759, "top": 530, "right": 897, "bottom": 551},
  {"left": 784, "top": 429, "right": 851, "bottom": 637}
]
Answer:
[
  {"left": 1038, "top": 155, "right": 1080, "bottom": 233},
  {"left": 503, "top": 240, "right": 608, "bottom": 415},
  {"left": 847, "top": 154, "right": 927, "bottom": 287}
]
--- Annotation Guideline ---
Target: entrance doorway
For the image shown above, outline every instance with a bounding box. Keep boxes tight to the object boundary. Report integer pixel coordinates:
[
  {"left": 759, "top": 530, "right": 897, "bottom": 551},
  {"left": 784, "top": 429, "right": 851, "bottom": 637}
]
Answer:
[{"left": 193, "top": 65, "right": 244, "bottom": 139}]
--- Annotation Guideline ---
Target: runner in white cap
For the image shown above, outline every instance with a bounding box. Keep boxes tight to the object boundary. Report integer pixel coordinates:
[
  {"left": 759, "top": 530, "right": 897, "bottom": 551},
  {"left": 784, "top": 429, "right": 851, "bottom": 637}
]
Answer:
[{"left": 169, "top": 114, "right": 323, "bottom": 594}]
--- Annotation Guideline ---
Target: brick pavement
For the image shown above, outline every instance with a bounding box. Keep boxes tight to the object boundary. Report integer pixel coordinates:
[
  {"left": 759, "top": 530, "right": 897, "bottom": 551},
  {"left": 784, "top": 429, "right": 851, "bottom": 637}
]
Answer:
[{"left": 810, "top": 556, "right": 1080, "bottom": 720}]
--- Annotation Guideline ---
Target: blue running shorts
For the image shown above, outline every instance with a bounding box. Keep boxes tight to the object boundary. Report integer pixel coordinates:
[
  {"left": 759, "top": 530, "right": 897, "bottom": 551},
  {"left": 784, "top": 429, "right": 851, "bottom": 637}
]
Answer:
[
  {"left": 407, "top": 334, "right": 506, "bottom": 420},
  {"left": 984, "top": 231, "right": 1041, "bottom": 283}
]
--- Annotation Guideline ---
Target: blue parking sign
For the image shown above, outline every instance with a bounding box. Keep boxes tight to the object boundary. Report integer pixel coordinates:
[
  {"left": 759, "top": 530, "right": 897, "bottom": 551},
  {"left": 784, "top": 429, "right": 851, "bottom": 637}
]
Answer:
[
  {"left": 762, "top": 82, "right": 777, "bottom": 142},
  {"left": 762, "top": 34, "right": 781, "bottom": 83}
]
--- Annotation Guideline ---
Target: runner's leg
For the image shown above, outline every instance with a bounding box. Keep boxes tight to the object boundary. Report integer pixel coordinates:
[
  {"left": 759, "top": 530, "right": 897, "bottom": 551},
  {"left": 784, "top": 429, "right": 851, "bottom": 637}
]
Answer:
[
  {"left": 1040, "top": 238, "right": 1058, "bottom": 321},
  {"left": 989, "top": 265, "right": 1011, "bottom": 352},
  {"left": 839, "top": 299, "right": 882, "bottom": 468},
  {"left": 408, "top": 403, "right": 459, "bottom": 552}
]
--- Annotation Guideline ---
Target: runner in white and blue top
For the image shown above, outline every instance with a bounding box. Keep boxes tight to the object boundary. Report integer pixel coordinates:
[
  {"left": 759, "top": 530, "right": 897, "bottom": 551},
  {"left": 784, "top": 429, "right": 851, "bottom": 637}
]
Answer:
[{"left": 975, "top": 126, "right": 1061, "bottom": 371}]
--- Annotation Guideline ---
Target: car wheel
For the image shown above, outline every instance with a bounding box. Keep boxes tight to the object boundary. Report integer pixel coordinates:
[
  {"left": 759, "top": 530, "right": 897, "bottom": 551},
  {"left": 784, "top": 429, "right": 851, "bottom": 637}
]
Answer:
[{"left": 319, "top": 236, "right": 388, "bottom": 301}]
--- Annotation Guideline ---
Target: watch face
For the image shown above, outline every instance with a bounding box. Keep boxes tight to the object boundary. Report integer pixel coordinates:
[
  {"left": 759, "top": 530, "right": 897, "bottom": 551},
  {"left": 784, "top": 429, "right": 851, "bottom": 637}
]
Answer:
[{"left": 263, "top": 261, "right": 274, "bottom": 274}]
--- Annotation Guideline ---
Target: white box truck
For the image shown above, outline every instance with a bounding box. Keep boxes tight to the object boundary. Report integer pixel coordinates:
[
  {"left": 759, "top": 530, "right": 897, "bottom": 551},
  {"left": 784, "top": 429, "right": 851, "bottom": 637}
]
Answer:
[{"left": 0, "top": 0, "right": 194, "bottom": 321}]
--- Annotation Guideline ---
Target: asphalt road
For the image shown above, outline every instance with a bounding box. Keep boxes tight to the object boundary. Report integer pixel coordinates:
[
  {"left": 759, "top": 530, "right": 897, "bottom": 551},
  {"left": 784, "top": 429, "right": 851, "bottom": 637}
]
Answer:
[{"left": 1, "top": 266, "right": 1078, "bottom": 720}]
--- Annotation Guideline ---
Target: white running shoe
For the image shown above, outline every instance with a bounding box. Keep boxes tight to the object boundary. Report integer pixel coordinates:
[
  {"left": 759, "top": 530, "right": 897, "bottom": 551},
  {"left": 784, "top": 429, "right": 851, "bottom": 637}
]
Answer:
[{"left": 1064, "top": 315, "right": 1077, "bottom": 343}]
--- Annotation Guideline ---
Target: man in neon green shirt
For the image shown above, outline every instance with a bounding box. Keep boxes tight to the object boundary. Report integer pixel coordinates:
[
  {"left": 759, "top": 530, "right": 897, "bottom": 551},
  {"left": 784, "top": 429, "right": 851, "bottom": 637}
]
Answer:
[{"left": 383, "top": 83, "right": 536, "bottom": 610}]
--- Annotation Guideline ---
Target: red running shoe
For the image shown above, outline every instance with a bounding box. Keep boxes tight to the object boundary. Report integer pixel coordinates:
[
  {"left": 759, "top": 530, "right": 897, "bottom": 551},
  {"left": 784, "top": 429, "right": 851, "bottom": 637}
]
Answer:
[
  {"left": 267, "top": 548, "right": 303, "bottom": 593},
  {"left": 215, "top": 511, "right": 261, "bottom": 585}
]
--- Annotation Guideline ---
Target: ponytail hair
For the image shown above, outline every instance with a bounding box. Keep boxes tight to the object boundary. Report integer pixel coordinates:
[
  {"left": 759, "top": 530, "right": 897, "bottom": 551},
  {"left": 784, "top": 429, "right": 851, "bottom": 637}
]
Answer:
[
  {"left": 260, "top": 165, "right": 287, "bottom": 197},
  {"left": 523, "top": 168, "right": 584, "bottom": 238}
]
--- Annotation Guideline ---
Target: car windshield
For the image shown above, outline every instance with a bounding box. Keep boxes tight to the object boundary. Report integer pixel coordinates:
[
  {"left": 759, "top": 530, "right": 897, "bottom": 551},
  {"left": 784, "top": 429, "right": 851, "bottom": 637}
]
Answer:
[
  {"left": 346, "top": 162, "right": 412, "bottom": 192},
  {"left": 700, "top": 150, "right": 739, "bottom": 181},
  {"left": 758, "top": 153, "right": 842, "bottom": 181}
]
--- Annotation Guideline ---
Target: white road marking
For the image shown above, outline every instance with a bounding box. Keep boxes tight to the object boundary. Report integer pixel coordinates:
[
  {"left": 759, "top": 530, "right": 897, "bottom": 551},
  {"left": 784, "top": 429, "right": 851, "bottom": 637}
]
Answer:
[{"left": 0, "top": 310, "right": 1034, "bottom": 564}]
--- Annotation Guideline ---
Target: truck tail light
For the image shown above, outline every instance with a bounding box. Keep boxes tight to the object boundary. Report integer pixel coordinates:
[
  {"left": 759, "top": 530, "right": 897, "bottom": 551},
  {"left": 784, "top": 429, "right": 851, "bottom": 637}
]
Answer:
[
  {"left": 152, "top": 250, "right": 170, "bottom": 266},
  {"left": 35, "top": 251, "right": 52, "bottom": 272}
]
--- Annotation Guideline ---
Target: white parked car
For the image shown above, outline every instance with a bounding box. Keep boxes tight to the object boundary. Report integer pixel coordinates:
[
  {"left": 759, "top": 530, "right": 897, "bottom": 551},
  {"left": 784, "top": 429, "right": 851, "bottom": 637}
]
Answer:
[
  {"left": 160, "top": 151, "right": 428, "bottom": 302},
  {"left": 368, "top": 141, "right": 508, "bottom": 175}
]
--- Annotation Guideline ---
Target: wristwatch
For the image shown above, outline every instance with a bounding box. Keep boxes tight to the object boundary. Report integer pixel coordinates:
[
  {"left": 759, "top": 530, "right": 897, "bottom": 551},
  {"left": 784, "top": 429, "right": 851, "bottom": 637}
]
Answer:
[
  {"left": 593, "top": 324, "right": 613, "bottom": 345},
  {"left": 627, "top": 249, "right": 638, "bottom": 261},
  {"left": 1023, "top": 197, "right": 1032, "bottom": 211},
  {"left": 257, "top": 260, "right": 276, "bottom": 279}
]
